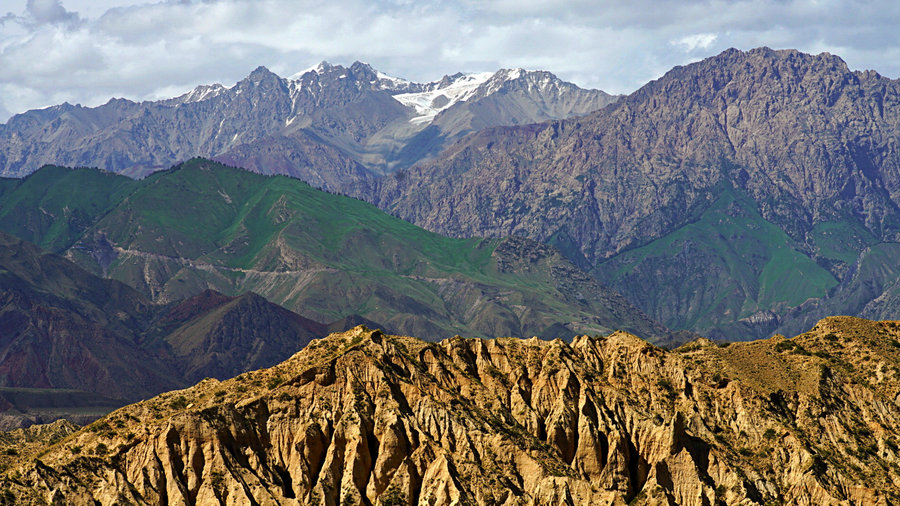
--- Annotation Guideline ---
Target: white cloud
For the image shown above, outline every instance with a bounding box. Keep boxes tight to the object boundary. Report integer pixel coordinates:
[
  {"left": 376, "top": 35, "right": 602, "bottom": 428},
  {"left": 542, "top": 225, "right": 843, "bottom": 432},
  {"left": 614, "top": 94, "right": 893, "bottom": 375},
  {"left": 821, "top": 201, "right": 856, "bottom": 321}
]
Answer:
[
  {"left": 674, "top": 33, "right": 718, "bottom": 53},
  {"left": 2, "top": 0, "right": 900, "bottom": 121},
  {"left": 0, "top": 0, "right": 81, "bottom": 28},
  {"left": 24, "top": 0, "right": 80, "bottom": 26}
]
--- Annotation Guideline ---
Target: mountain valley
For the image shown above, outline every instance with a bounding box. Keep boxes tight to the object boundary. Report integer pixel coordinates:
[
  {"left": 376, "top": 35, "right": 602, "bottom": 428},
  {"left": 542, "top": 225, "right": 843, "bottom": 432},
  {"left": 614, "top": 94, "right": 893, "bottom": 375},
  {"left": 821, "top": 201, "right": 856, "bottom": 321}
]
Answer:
[{"left": 0, "top": 231, "right": 328, "bottom": 428}]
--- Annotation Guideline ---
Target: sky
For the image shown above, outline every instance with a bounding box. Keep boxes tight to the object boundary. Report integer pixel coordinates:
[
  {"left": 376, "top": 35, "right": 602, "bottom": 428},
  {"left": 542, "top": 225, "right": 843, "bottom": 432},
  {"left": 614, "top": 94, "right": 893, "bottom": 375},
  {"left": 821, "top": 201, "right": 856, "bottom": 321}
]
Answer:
[{"left": 2, "top": 0, "right": 900, "bottom": 122}]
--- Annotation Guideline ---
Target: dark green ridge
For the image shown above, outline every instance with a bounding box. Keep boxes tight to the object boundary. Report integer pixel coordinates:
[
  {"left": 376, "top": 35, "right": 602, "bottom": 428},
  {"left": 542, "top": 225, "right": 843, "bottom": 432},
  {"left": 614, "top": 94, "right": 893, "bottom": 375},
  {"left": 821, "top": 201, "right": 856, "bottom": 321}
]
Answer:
[
  {"left": 0, "top": 166, "right": 138, "bottom": 253},
  {"left": 597, "top": 185, "right": 839, "bottom": 338},
  {"left": 98, "top": 158, "right": 495, "bottom": 273},
  {"left": 0, "top": 158, "right": 670, "bottom": 343},
  {"left": 0, "top": 177, "right": 18, "bottom": 200}
]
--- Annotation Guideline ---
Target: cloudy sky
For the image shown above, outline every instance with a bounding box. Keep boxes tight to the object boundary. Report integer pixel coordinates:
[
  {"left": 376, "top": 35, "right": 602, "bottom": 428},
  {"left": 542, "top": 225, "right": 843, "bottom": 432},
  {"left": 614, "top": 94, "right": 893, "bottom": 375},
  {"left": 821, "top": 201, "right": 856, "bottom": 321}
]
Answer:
[{"left": 1, "top": 0, "right": 899, "bottom": 122}]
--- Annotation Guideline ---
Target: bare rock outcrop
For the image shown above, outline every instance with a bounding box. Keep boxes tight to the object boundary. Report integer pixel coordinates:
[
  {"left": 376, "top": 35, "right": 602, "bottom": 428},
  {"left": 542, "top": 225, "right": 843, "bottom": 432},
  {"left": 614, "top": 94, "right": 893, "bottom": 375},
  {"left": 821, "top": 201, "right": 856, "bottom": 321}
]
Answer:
[{"left": 4, "top": 318, "right": 900, "bottom": 504}]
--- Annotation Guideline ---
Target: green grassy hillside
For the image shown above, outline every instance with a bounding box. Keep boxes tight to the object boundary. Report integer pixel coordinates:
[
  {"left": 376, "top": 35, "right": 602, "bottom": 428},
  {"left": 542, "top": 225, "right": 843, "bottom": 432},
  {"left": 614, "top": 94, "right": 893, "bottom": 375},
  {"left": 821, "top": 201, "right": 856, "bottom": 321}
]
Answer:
[
  {"left": 0, "top": 167, "right": 137, "bottom": 252},
  {"left": 0, "top": 160, "right": 668, "bottom": 342},
  {"left": 596, "top": 186, "right": 839, "bottom": 338}
]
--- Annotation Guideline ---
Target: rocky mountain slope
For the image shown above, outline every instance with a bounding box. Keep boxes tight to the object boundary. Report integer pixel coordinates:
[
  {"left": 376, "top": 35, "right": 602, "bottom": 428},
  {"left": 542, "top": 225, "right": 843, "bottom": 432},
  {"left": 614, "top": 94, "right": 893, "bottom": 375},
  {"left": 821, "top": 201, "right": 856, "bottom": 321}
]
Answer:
[
  {"left": 148, "top": 290, "right": 326, "bottom": 385},
  {"left": 0, "top": 62, "right": 614, "bottom": 190},
  {"left": 0, "top": 159, "right": 671, "bottom": 343},
  {"left": 0, "top": 232, "right": 181, "bottom": 401},
  {"left": 376, "top": 47, "right": 900, "bottom": 339},
  {"left": 4, "top": 317, "right": 900, "bottom": 504},
  {"left": 0, "top": 419, "right": 78, "bottom": 471},
  {"left": 0, "top": 232, "right": 325, "bottom": 428}
]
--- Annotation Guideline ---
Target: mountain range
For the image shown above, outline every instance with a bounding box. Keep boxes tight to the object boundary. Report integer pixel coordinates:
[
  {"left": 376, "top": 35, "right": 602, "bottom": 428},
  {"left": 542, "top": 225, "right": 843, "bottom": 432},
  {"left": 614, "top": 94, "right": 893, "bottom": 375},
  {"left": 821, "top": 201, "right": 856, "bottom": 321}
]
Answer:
[
  {"left": 0, "top": 62, "right": 613, "bottom": 193},
  {"left": 373, "top": 47, "right": 900, "bottom": 339},
  {"left": 14, "top": 48, "right": 900, "bottom": 340},
  {"left": 8, "top": 48, "right": 900, "bottom": 340}
]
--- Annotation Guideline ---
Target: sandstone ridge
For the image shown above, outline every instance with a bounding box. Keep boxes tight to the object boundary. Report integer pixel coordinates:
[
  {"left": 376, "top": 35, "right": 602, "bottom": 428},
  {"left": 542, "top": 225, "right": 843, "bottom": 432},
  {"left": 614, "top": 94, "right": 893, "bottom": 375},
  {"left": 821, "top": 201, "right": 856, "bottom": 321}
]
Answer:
[{"left": 4, "top": 318, "right": 900, "bottom": 504}]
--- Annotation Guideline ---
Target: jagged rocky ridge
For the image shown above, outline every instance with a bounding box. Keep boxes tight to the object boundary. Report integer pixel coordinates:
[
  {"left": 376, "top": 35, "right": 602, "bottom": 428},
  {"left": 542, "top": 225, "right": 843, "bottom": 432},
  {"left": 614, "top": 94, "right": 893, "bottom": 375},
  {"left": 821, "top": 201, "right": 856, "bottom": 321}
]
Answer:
[
  {"left": 5, "top": 317, "right": 900, "bottom": 504},
  {"left": 375, "top": 47, "right": 900, "bottom": 339},
  {"left": 0, "top": 62, "right": 614, "bottom": 188}
]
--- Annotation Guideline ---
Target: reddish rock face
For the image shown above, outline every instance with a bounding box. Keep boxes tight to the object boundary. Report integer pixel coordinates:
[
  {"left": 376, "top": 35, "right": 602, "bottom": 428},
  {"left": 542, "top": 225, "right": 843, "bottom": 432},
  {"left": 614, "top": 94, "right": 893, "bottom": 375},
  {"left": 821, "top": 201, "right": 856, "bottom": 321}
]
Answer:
[
  {"left": 382, "top": 48, "right": 900, "bottom": 261},
  {"left": 377, "top": 48, "right": 900, "bottom": 339},
  {"left": 0, "top": 232, "right": 328, "bottom": 428}
]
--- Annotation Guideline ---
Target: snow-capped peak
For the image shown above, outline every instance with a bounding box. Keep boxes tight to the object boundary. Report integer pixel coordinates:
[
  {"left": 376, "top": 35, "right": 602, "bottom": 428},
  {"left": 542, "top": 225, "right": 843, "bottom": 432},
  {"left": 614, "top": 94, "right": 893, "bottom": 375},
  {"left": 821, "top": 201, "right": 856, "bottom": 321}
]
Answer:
[
  {"left": 392, "top": 72, "right": 493, "bottom": 124},
  {"left": 289, "top": 61, "right": 334, "bottom": 81},
  {"left": 282, "top": 62, "right": 577, "bottom": 126},
  {"left": 173, "top": 83, "right": 227, "bottom": 104},
  {"left": 374, "top": 70, "right": 412, "bottom": 92},
  {"left": 392, "top": 70, "right": 525, "bottom": 124},
  {"left": 500, "top": 68, "right": 525, "bottom": 80}
]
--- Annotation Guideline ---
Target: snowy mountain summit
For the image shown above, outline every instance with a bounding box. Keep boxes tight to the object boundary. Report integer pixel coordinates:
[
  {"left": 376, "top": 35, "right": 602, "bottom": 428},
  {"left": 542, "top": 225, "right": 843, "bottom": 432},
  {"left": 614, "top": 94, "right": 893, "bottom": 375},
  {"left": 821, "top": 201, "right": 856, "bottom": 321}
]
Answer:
[
  {"left": 285, "top": 61, "right": 612, "bottom": 127},
  {"left": 0, "top": 60, "right": 616, "bottom": 186},
  {"left": 392, "top": 72, "right": 496, "bottom": 124}
]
